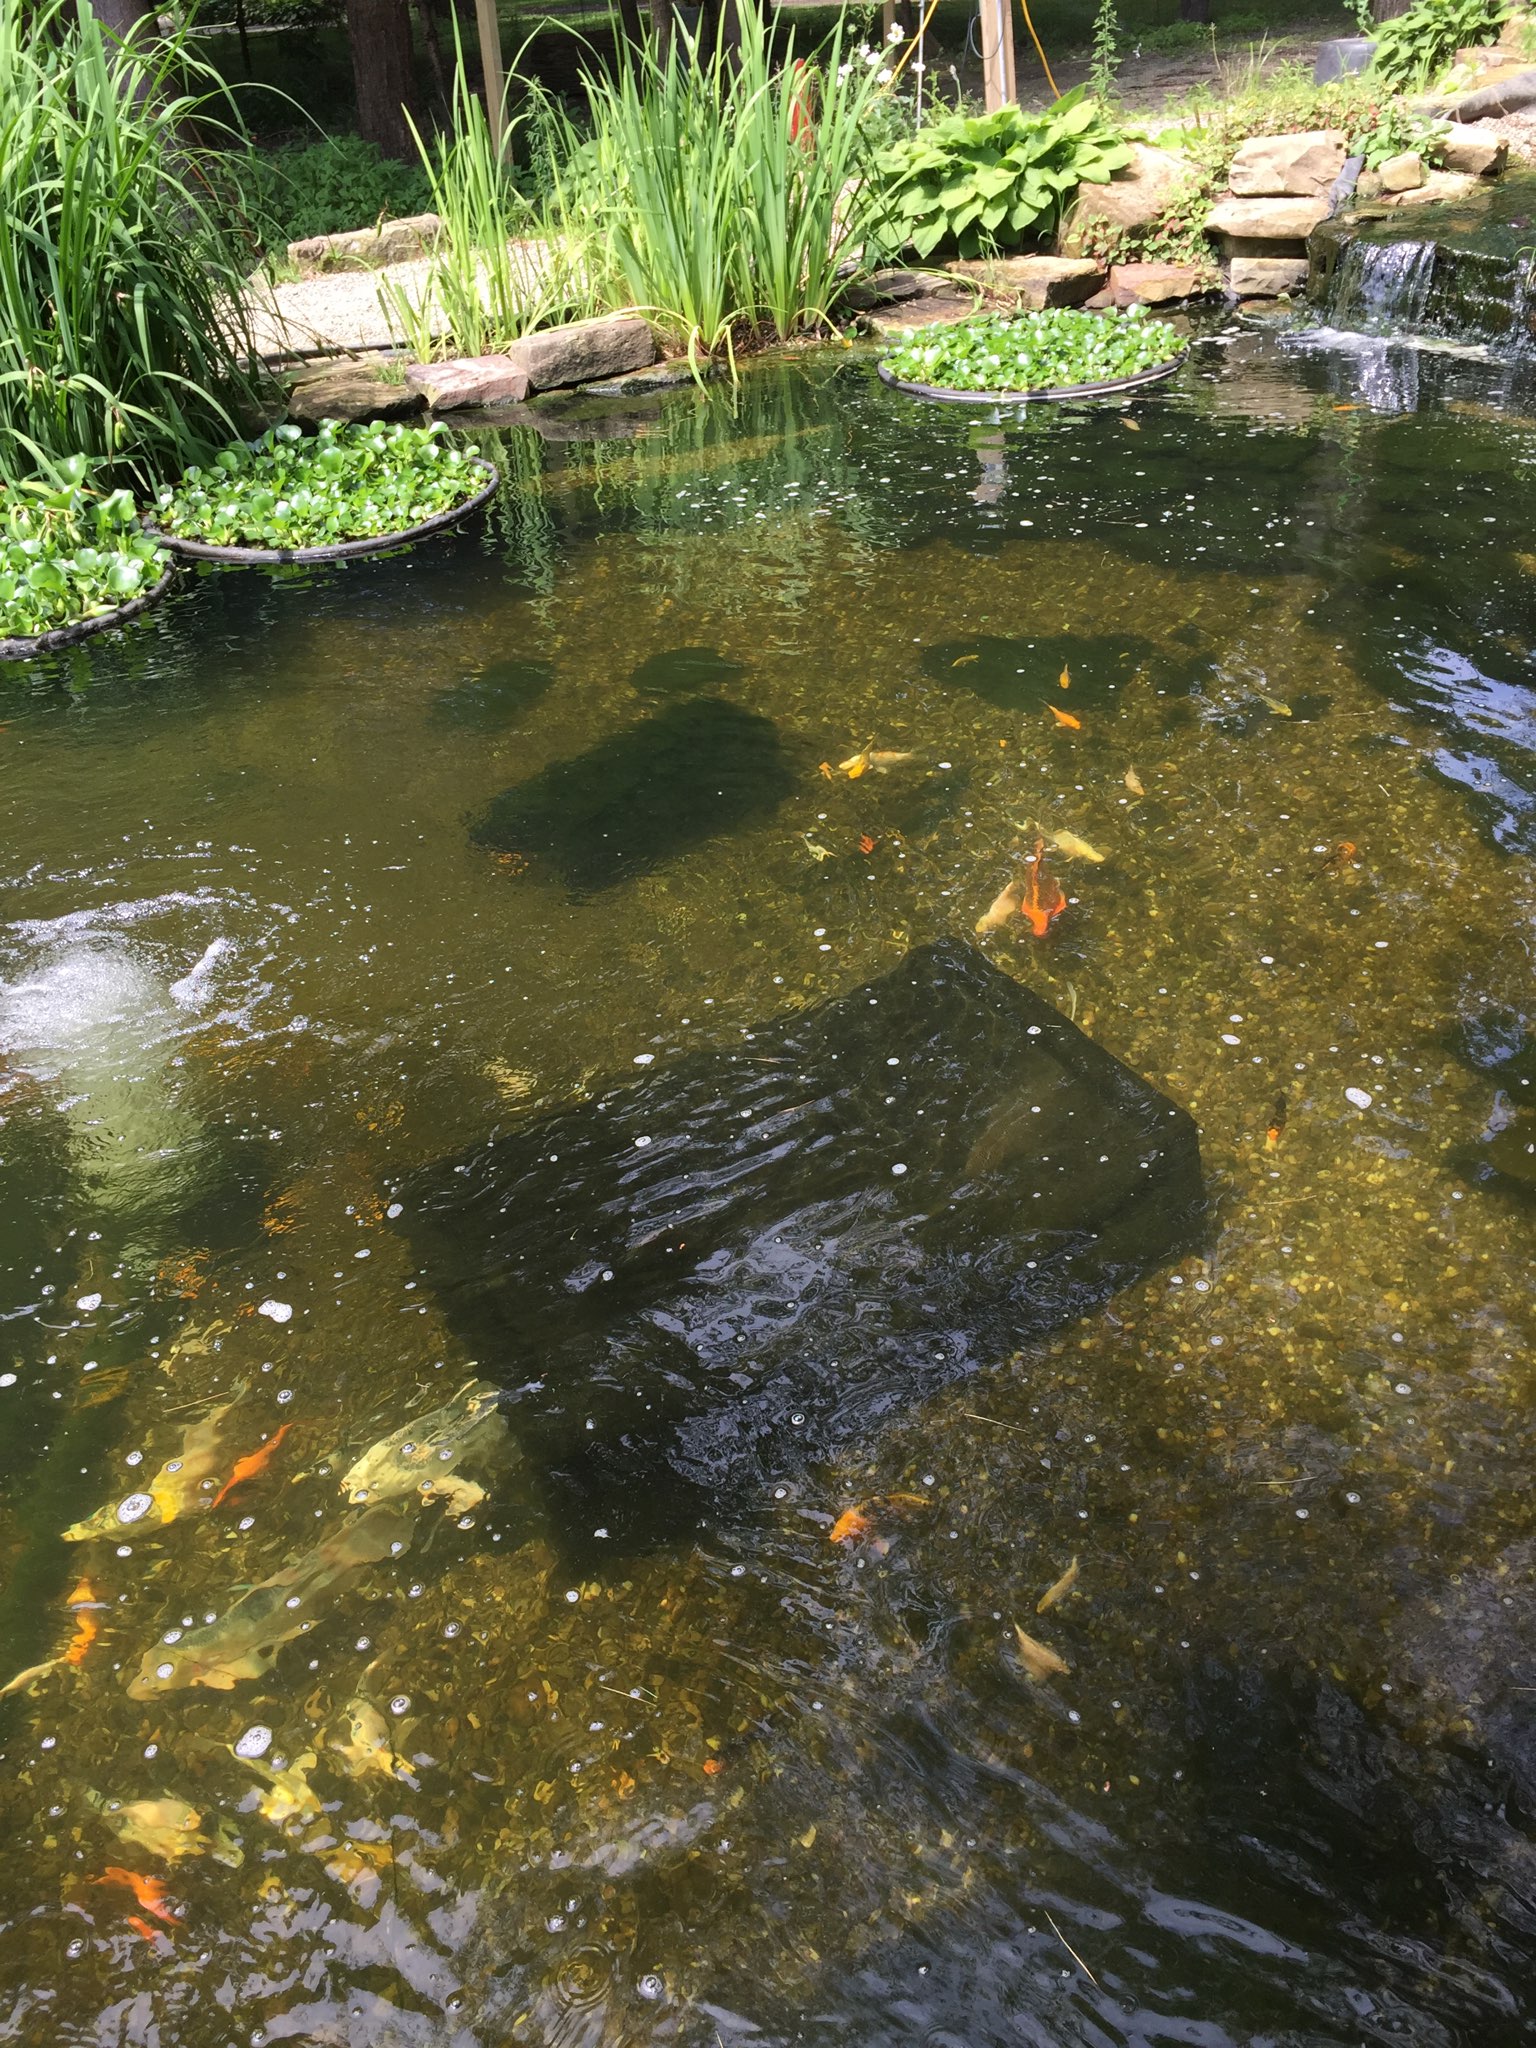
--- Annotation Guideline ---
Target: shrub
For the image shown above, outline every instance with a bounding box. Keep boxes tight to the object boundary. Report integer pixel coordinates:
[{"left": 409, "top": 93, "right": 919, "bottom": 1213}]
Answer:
[
  {"left": 152, "top": 421, "right": 484, "bottom": 551},
  {"left": 0, "top": 0, "right": 262, "bottom": 489},
  {"left": 0, "top": 460, "right": 167, "bottom": 641},
  {"left": 1371, "top": 0, "right": 1510, "bottom": 91},
  {"left": 881, "top": 306, "right": 1184, "bottom": 395},
  {"left": 872, "top": 88, "right": 1130, "bottom": 262},
  {"left": 224, "top": 136, "right": 434, "bottom": 253}
]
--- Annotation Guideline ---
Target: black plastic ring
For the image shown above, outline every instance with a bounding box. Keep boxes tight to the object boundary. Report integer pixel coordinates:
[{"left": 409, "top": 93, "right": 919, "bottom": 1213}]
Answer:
[{"left": 146, "top": 456, "right": 500, "bottom": 565}]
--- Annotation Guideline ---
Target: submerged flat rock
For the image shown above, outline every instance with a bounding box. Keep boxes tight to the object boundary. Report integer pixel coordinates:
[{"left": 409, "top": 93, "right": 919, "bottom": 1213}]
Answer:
[{"left": 403, "top": 943, "right": 1204, "bottom": 1528}]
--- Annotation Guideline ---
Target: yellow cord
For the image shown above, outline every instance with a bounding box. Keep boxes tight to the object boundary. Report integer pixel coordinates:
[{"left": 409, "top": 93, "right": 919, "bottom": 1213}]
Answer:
[
  {"left": 884, "top": 0, "right": 941, "bottom": 92},
  {"left": 1018, "top": 0, "right": 1060, "bottom": 97}
]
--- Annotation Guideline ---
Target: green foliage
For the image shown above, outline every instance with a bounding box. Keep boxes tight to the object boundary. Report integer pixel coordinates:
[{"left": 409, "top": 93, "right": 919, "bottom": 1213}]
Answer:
[
  {"left": 1090, "top": 0, "right": 1120, "bottom": 103},
  {"left": 152, "top": 421, "right": 483, "bottom": 550},
  {"left": 224, "top": 137, "right": 434, "bottom": 253},
  {"left": 0, "top": 0, "right": 261, "bottom": 490},
  {"left": 0, "top": 459, "right": 167, "bottom": 641},
  {"left": 542, "top": 1, "right": 896, "bottom": 355},
  {"left": 379, "top": 36, "right": 590, "bottom": 361},
  {"left": 1350, "top": 99, "right": 1446, "bottom": 169},
  {"left": 872, "top": 88, "right": 1130, "bottom": 262},
  {"left": 1370, "top": 0, "right": 1510, "bottom": 91},
  {"left": 881, "top": 306, "right": 1183, "bottom": 395}
]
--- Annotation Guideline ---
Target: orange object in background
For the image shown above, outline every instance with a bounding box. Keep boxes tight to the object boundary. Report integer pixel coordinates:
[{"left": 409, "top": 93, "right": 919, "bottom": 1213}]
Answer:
[{"left": 211, "top": 1422, "right": 291, "bottom": 1509}]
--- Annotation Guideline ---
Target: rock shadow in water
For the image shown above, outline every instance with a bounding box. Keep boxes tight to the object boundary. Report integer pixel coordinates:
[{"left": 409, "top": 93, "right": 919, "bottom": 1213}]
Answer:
[
  {"left": 469, "top": 695, "right": 797, "bottom": 893},
  {"left": 629, "top": 645, "right": 746, "bottom": 698},
  {"left": 429, "top": 658, "right": 556, "bottom": 734}
]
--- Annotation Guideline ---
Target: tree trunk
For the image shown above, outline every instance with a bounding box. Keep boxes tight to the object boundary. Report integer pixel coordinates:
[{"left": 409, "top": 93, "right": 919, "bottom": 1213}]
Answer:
[
  {"left": 647, "top": 0, "right": 672, "bottom": 63},
  {"left": 1178, "top": 0, "right": 1211, "bottom": 22},
  {"left": 345, "top": 0, "right": 420, "bottom": 161},
  {"left": 1371, "top": 0, "right": 1414, "bottom": 18},
  {"left": 86, "top": 0, "right": 156, "bottom": 39},
  {"left": 615, "top": 0, "right": 644, "bottom": 49}
]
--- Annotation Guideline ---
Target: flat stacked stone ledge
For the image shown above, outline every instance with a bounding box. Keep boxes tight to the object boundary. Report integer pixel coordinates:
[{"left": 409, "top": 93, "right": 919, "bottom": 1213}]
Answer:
[
  {"left": 503, "top": 313, "right": 657, "bottom": 393},
  {"left": 942, "top": 254, "right": 1107, "bottom": 309},
  {"left": 405, "top": 357, "right": 531, "bottom": 410},
  {"left": 286, "top": 214, "right": 443, "bottom": 275},
  {"left": 1227, "top": 256, "right": 1310, "bottom": 299},
  {"left": 288, "top": 359, "right": 427, "bottom": 426},
  {"left": 1228, "top": 131, "right": 1347, "bottom": 198}
]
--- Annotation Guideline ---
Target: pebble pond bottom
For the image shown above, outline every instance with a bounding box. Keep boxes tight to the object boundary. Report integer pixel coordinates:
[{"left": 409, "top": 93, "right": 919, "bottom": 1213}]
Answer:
[{"left": 0, "top": 325, "right": 1533, "bottom": 2047}]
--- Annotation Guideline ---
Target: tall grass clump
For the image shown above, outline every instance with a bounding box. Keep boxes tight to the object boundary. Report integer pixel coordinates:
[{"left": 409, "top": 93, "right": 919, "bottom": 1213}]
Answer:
[
  {"left": 381, "top": 24, "right": 602, "bottom": 361},
  {"left": 0, "top": 0, "right": 262, "bottom": 489},
  {"left": 548, "top": 2, "right": 896, "bottom": 358}
]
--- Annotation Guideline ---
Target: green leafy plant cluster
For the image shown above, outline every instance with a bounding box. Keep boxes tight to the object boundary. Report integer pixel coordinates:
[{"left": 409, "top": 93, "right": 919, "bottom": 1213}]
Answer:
[
  {"left": 1371, "top": 0, "right": 1510, "bottom": 91},
  {"left": 0, "top": 0, "right": 260, "bottom": 490},
  {"left": 152, "top": 421, "right": 483, "bottom": 551},
  {"left": 872, "top": 88, "right": 1131, "bottom": 261},
  {"left": 1350, "top": 99, "right": 1446, "bottom": 170},
  {"left": 224, "top": 137, "right": 434, "bottom": 255},
  {"left": 881, "top": 306, "right": 1183, "bottom": 396},
  {"left": 1, "top": 460, "right": 167, "bottom": 643}
]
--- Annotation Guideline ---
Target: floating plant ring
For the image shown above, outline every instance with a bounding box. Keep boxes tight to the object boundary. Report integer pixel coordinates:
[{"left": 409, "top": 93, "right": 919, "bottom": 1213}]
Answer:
[
  {"left": 876, "top": 353, "right": 1189, "bottom": 406},
  {"left": 145, "top": 457, "right": 500, "bottom": 567},
  {"left": 0, "top": 562, "right": 175, "bottom": 662}
]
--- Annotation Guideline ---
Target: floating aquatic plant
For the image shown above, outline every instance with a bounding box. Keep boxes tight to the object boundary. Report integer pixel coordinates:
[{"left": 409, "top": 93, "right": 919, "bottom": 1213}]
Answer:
[
  {"left": 153, "top": 421, "right": 485, "bottom": 551},
  {"left": 0, "top": 461, "right": 167, "bottom": 643},
  {"left": 882, "top": 306, "right": 1184, "bottom": 395}
]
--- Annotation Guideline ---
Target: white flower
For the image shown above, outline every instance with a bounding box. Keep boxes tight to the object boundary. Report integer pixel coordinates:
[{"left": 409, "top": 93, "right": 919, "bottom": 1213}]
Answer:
[
  {"left": 877, "top": 66, "right": 893, "bottom": 82},
  {"left": 863, "top": 46, "right": 881, "bottom": 64},
  {"left": 837, "top": 61, "right": 852, "bottom": 78},
  {"left": 887, "top": 19, "right": 903, "bottom": 39}
]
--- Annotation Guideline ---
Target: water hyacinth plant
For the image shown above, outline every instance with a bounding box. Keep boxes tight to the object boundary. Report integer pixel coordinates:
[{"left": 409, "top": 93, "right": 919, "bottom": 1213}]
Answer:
[
  {"left": 0, "top": 460, "right": 168, "bottom": 643},
  {"left": 881, "top": 307, "right": 1185, "bottom": 395},
  {"left": 0, "top": 0, "right": 261, "bottom": 490},
  {"left": 152, "top": 422, "right": 485, "bottom": 551}
]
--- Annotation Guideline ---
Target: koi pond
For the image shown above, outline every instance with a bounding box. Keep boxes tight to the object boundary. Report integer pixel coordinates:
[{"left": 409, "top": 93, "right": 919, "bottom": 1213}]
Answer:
[{"left": 1, "top": 324, "right": 1534, "bottom": 2047}]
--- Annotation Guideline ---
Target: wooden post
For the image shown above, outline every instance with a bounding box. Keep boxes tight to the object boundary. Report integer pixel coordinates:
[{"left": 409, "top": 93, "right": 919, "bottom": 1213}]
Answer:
[
  {"left": 979, "top": 0, "right": 1015, "bottom": 112},
  {"left": 474, "top": 0, "right": 506, "bottom": 155}
]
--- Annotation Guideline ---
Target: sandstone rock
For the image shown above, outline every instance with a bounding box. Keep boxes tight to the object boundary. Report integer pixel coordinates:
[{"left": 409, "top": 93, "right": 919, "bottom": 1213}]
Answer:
[
  {"left": 943, "top": 254, "right": 1106, "bottom": 307},
  {"left": 581, "top": 359, "right": 719, "bottom": 396},
  {"left": 1379, "top": 151, "right": 1426, "bottom": 192},
  {"left": 1226, "top": 256, "right": 1309, "bottom": 297},
  {"left": 865, "top": 296, "right": 976, "bottom": 339},
  {"left": 1106, "top": 261, "right": 1204, "bottom": 307},
  {"left": 1228, "top": 130, "right": 1347, "bottom": 198},
  {"left": 286, "top": 214, "right": 443, "bottom": 274},
  {"left": 1450, "top": 65, "right": 1536, "bottom": 119},
  {"left": 404, "top": 356, "right": 530, "bottom": 409},
  {"left": 1386, "top": 167, "right": 1483, "bottom": 205},
  {"left": 1440, "top": 122, "right": 1509, "bottom": 174},
  {"left": 1206, "top": 195, "right": 1330, "bottom": 243},
  {"left": 1060, "top": 144, "right": 1194, "bottom": 252},
  {"left": 287, "top": 360, "right": 426, "bottom": 426},
  {"left": 502, "top": 313, "right": 657, "bottom": 392}
]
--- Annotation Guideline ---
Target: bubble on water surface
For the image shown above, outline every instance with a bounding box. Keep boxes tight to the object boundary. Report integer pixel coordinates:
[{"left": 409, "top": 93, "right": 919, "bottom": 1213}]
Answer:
[
  {"left": 235, "top": 1725, "right": 273, "bottom": 1759},
  {"left": 257, "top": 1299, "right": 293, "bottom": 1323},
  {"left": 1345, "top": 1087, "right": 1374, "bottom": 1109},
  {"left": 116, "top": 1492, "right": 153, "bottom": 1523}
]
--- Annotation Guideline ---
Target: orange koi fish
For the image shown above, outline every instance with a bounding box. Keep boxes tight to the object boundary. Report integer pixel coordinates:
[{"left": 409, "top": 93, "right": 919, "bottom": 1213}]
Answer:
[
  {"left": 1059, "top": 665, "right": 1071, "bottom": 690},
  {"left": 1049, "top": 705, "right": 1081, "bottom": 731},
  {"left": 63, "top": 1581, "right": 100, "bottom": 1666},
  {"left": 1319, "top": 839, "right": 1359, "bottom": 876},
  {"left": 1020, "top": 839, "right": 1066, "bottom": 938},
  {"left": 211, "top": 1422, "right": 291, "bottom": 1510},
  {"left": 92, "top": 1867, "right": 178, "bottom": 1928}
]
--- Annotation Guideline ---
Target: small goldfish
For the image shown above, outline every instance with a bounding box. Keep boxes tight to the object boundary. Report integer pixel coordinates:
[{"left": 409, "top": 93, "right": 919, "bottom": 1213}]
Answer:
[
  {"left": 1255, "top": 691, "right": 1292, "bottom": 718},
  {"left": 1119, "top": 416, "right": 1141, "bottom": 431},
  {"left": 1047, "top": 829, "right": 1106, "bottom": 865},
  {"left": 1049, "top": 706, "right": 1081, "bottom": 731},
  {"left": 975, "top": 877, "right": 1024, "bottom": 935},
  {"left": 211, "top": 1422, "right": 291, "bottom": 1509},
  {"left": 89, "top": 1867, "right": 178, "bottom": 1929},
  {"left": 0, "top": 1580, "right": 103, "bottom": 1697},
  {"left": 829, "top": 1507, "right": 874, "bottom": 1545},
  {"left": 951, "top": 653, "right": 979, "bottom": 667},
  {"left": 1059, "top": 665, "right": 1071, "bottom": 689},
  {"left": 1013, "top": 1624, "right": 1070, "bottom": 1682},
  {"left": 1320, "top": 839, "right": 1359, "bottom": 875},
  {"left": 857, "top": 833, "right": 879, "bottom": 855},
  {"left": 1264, "top": 1093, "right": 1288, "bottom": 1151},
  {"left": 1020, "top": 840, "right": 1066, "bottom": 938},
  {"left": 85, "top": 1791, "right": 244, "bottom": 1868},
  {"left": 1124, "top": 767, "right": 1145, "bottom": 798},
  {"left": 829, "top": 1493, "right": 931, "bottom": 1549}
]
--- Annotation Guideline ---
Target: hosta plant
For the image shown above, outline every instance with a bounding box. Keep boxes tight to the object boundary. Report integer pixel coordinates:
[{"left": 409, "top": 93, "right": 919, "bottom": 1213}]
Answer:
[
  {"left": 882, "top": 306, "right": 1184, "bottom": 395},
  {"left": 153, "top": 421, "right": 485, "bottom": 551},
  {"left": 871, "top": 88, "right": 1131, "bottom": 261},
  {"left": 1, "top": 459, "right": 167, "bottom": 643}
]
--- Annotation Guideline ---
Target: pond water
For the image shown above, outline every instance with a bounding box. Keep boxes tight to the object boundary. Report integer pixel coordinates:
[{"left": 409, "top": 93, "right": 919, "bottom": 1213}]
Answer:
[{"left": 1, "top": 326, "right": 1534, "bottom": 2047}]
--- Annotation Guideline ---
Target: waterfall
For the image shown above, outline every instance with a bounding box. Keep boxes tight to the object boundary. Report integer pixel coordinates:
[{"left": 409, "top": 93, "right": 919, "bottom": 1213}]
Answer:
[
  {"left": 1309, "top": 192, "right": 1536, "bottom": 350},
  {"left": 1326, "top": 237, "right": 1436, "bottom": 334}
]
